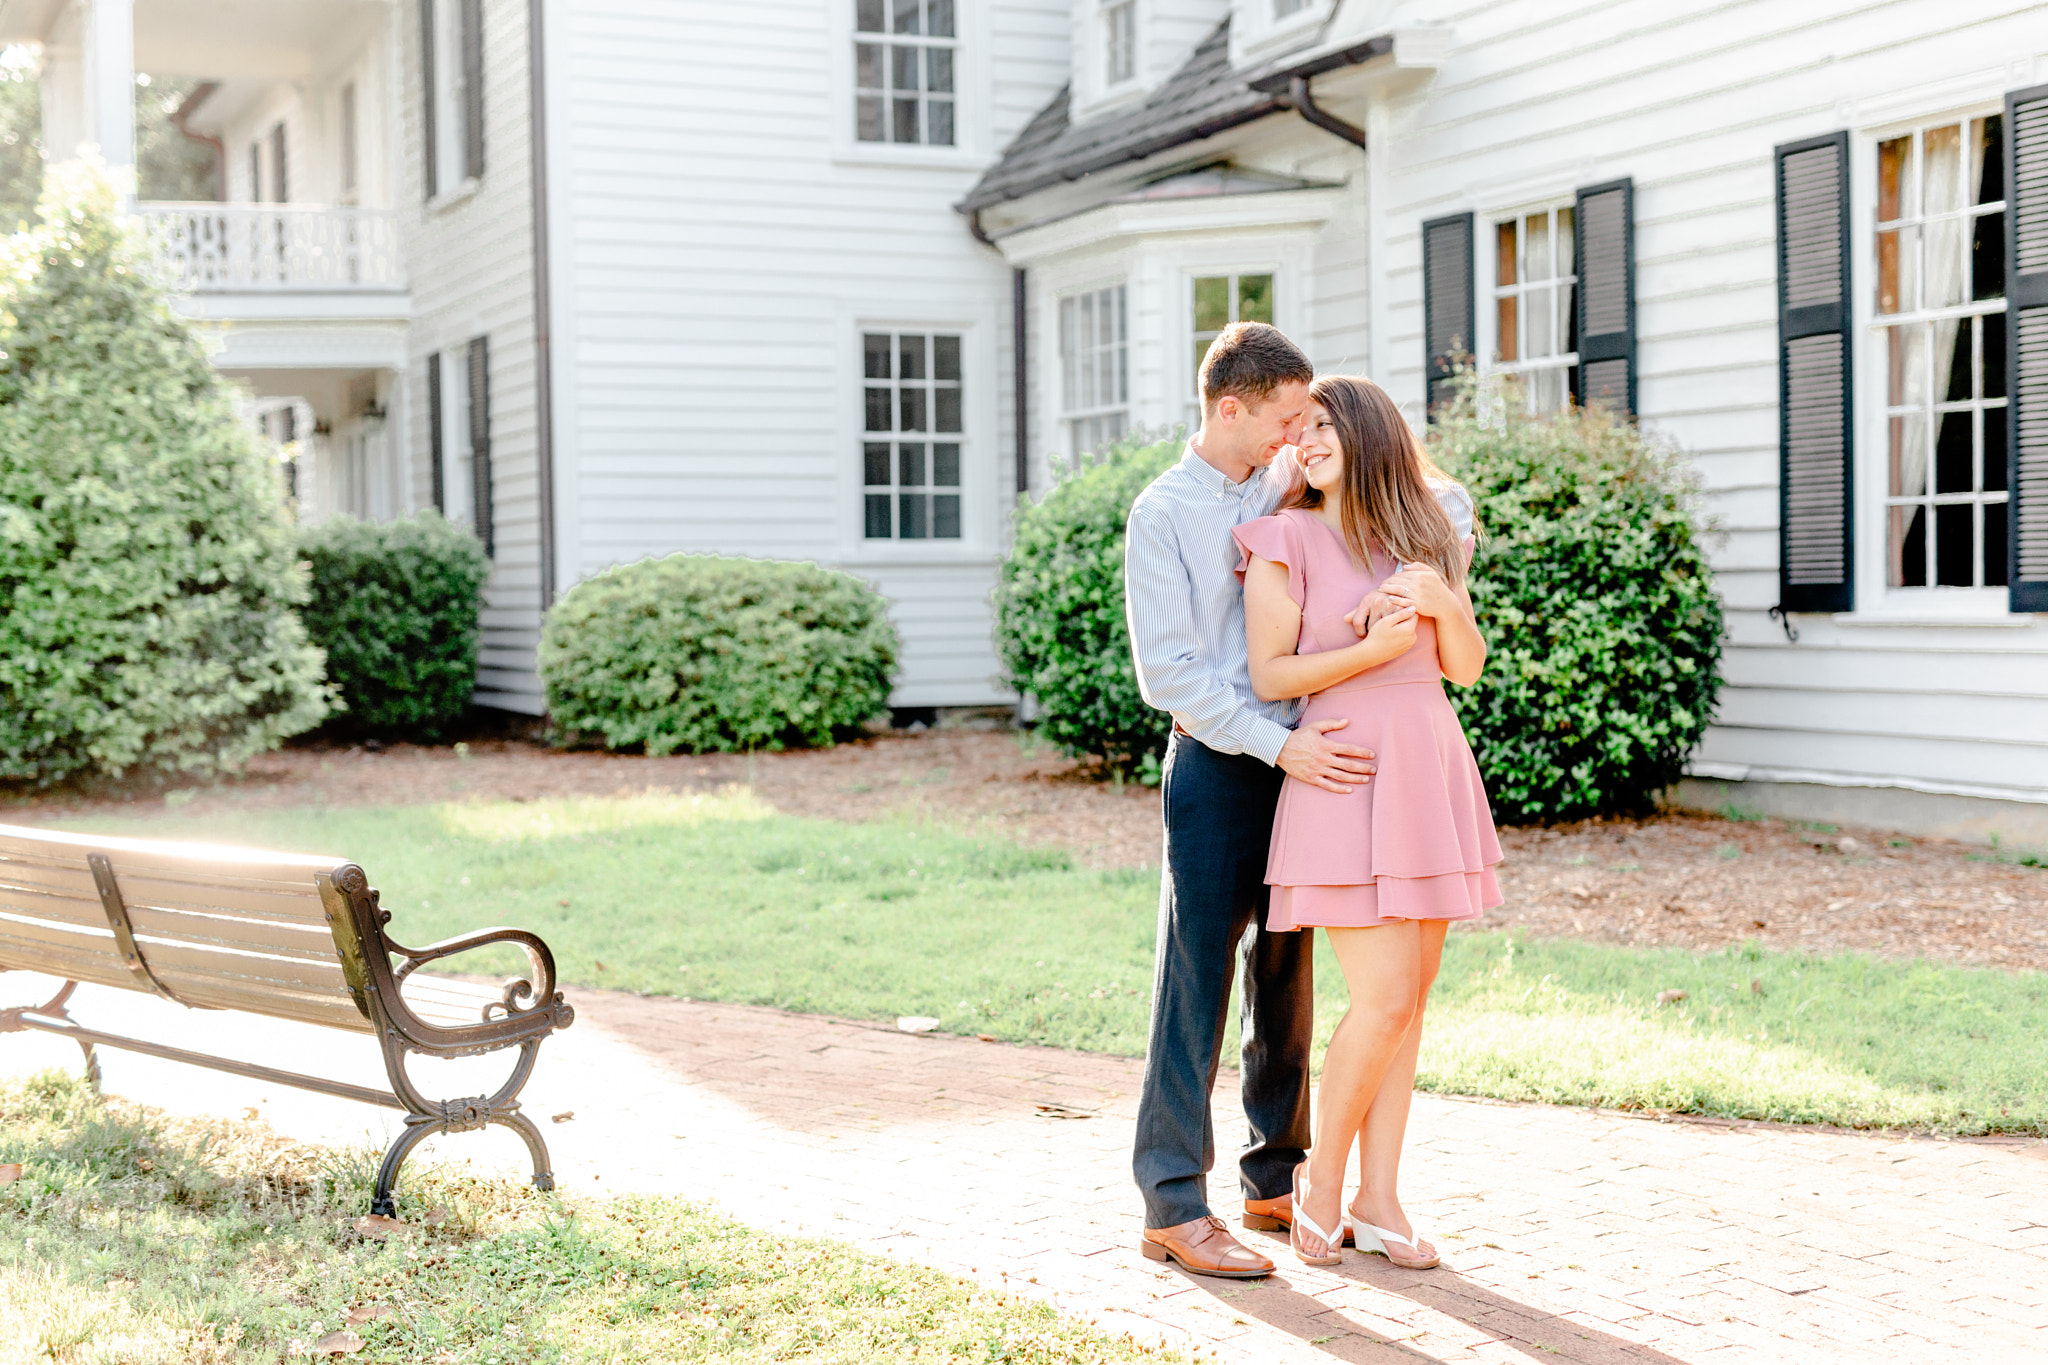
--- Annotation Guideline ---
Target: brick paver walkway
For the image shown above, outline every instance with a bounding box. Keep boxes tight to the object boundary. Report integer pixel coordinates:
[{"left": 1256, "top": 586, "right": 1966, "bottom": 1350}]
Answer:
[{"left": 4, "top": 977, "right": 2044, "bottom": 1363}]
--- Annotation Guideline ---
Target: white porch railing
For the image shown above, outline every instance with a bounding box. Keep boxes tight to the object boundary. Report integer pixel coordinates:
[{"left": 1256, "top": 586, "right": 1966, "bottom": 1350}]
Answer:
[{"left": 141, "top": 204, "right": 406, "bottom": 293}]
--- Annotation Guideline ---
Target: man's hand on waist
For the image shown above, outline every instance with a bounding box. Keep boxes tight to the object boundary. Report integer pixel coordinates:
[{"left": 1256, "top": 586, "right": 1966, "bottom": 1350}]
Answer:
[{"left": 1277, "top": 719, "right": 1377, "bottom": 794}]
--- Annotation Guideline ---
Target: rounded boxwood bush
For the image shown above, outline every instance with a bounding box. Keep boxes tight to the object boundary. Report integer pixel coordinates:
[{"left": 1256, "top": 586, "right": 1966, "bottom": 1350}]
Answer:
[
  {"left": 538, "top": 554, "right": 898, "bottom": 754},
  {"left": 0, "top": 164, "right": 331, "bottom": 786},
  {"left": 995, "top": 433, "right": 1180, "bottom": 775},
  {"left": 297, "top": 511, "right": 490, "bottom": 740},
  {"left": 1431, "top": 376, "right": 1724, "bottom": 822}
]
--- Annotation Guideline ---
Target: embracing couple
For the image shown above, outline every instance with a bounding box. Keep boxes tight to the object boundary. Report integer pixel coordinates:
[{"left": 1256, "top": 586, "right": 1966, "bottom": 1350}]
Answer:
[{"left": 1127, "top": 322, "right": 1503, "bottom": 1277}]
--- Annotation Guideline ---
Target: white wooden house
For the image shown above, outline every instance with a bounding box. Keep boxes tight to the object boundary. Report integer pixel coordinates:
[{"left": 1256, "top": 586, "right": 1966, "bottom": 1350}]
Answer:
[{"left": 13, "top": 0, "right": 2046, "bottom": 841}]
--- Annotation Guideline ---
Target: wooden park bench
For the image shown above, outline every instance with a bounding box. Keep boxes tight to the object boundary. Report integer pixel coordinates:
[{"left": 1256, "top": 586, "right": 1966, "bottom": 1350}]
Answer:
[{"left": 0, "top": 823, "right": 575, "bottom": 1216}]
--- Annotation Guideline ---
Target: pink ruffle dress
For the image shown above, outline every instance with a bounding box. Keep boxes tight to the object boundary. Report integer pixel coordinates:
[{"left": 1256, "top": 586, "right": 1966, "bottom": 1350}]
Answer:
[{"left": 1232, "top": 508, "right": 1503, "bottom": 932}]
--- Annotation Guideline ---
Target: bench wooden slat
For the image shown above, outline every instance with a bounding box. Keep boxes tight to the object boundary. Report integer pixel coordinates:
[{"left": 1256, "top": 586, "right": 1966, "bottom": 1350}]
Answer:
[
  {"left": 152, "top": 977, "right": 374, "bottom": 1031},
  {"left": 134, "top": 937, "right": 356, "bottom": 995},
  {"left": 0, "top": 926, "right": 135, "bottom": 986},
  {"left": 122, "top": 905, "right": 339, "bottom": 962},
  {"left": 0, "top": 857, "right": 333, "bottom": 930},
  {"left": 0, "top": 824, "right": 341, "bottom": 876}
]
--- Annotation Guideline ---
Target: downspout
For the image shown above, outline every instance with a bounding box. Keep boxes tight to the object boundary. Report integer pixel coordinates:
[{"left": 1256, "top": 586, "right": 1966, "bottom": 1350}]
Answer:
[
  {"left": 169, "top": 81, "right": 225, "bottom": 201},
  {"left": 1283, "top": 74, "right": 1366, "bottom": 149},
  {"left": 527, "top": 0, "right": 557, "bottom": 612},
  {"left": 969, "top": 208, "right": 1030, "bottom": 500}
]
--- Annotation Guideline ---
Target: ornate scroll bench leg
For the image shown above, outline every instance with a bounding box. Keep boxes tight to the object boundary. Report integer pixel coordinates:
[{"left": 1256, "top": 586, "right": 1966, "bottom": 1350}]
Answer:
[
  {"left": 0, "top": 979, "right": 101, "bottom": 1090},
  {"left": 371, "top": 1037, "right": 555, "bottom": 1218}
]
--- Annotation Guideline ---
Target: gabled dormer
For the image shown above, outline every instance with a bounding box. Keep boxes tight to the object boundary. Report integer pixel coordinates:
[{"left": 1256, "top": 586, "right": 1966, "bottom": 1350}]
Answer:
[{"left": 1068, "top": 1, "right": 1230, "bottom": 122}]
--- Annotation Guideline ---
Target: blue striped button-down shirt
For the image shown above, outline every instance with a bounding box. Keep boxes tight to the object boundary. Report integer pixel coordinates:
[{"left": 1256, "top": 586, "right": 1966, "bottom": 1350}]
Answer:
[{"left": 1124, "top": 444, "right": 1474, "bottom": 767}]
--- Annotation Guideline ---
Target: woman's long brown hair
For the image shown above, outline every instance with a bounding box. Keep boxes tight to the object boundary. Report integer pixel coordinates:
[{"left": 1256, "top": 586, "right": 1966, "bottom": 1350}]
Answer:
[{"left": 1283, "top": 375, "right": 1466, "bottom": 587}]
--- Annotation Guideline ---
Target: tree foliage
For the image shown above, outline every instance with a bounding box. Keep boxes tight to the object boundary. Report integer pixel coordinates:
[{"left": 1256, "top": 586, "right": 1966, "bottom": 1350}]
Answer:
[{"left": 0, "top": 163, "right": 331, "bottom": 785}]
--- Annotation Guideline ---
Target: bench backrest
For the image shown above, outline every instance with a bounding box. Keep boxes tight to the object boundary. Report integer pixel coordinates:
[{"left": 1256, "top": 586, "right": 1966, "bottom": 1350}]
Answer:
[{"left": 0, "top": 823, "right": 373, "bottom": 1034}]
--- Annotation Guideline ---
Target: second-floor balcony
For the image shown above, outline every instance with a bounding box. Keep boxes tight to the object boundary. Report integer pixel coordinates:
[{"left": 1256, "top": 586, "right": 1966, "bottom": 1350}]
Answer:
[{"left": 142, "top": 204, "right": 406, "bottom": 295}]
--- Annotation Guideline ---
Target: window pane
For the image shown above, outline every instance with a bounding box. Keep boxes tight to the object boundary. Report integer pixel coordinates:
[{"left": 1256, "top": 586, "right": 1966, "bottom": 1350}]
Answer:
[
  {"left": 933, "top": 334, "right": 960, "bottom": 381},
  {"left": 1238, "top": 274, "right": 1273, "bottom": 324},
  {"left": 892, "top": 0, "right": 920, "bottom": 34},
  {"left": 899, "top": 492, "right": 928, "bottom": 538},
  {"left": 1194, "top": 339, "right": 1212, "bottom": 388},
  {"left": 927, "top": 98, "right": 955, "bottom": 147},
  {"left": 1495, "top": 296, "right": 1518, "bottom": 362},
  {"left": 1877, "top": 227, "right": 1916, "bottom": 314},
  {"left": 927, "top": 0, "right": 955, "bottom": 38},
  {"left": 935, "top": 386, "right": 961, "bottom": 432},
  {"left": 1984, "top": 319, "right": 2006, "bottom": 399},
  {"left": 856, "top": 95, "right": 885, "bottom": 142},
  {"left": 1924, "top": 124, "right": 1962, "bottom": 214},
  {"left": 1926, "top": 216, "right": 1963, "bottom": 309},
  {"left": 1889, "top": 412, "right": 1928, "bottom": 495},
  {"left": 893, "top": 97, "right": 919, "bottom": 143},
  {"left": 865, "top": 493, "right": 893, "bottom": 538},
  {"left": 864, "top": 442, "right": 892, "bottom": 487},
  {"left": 1976, "top": 115, "right": 2004, "bottom": 203},
  {"left": 1890, "top": 504, "right": 1927, "bottom": 586},
  {"left": 927, "top": 47, "right": 953, "bottom": 93},
  {"left": 1526, "top": 288, "right": 1553, "bottom": 359},
  {"left": 1934, "top": 501, "right": 1973, "bottom": 585},
  {"left": 1193, "top": 276, "right": 1229, "bottom": 332},
  {"left": 899, "top": 442, "right": 926, "bottom": 487},
  {"left": 899, "top": 334, "right": 927, "bottom": 379},
  {"left": 1886, "top": 323, "right": 1926, "bottom": 409},
  {"left": 1985, "top": 500, "right": 2009, "bottom": 585},
  {"left": 1525, "top": 214, "right": 1551, "bottom": 283},
  {"left": 856, "top": 43, "right": 882, "bottom": 89},
  {"left": 865, "top": 387, "right": 892, "bottom": 432},
  {"left": 1984, "top": 408, "right": 2008, "bottom": 490},
  {"left": 1529, "top": 367, "right": 1566, "bottom": 415},
  {"left": 857, "top": 0, "right": 886, "bottom": 32},
  {"left": 1934, "top": 409, "right": 1973, "bottom": 492},
  {"left": 933, "top": 493, "right": 961, "bottom": 539},
  {"left": 864, "top": 333, "right": 892, "bottom": 379},
  {"left": 1942, "top": 321, "right": 1971, "bottom": 403},
  {"left": 1495, "top": 220, "right": 1517, "bottom": 287},
  {"left": 933, "top": 442, "right": 960, "bottom": 486},
  {"left": 892, "top": 45, "right": 921, "bottom": 91},
  {"left": 899, "top": 386, "right": 927, "bottom": 431},
  {"left": 1878, "top": 135, "right": 1909, "bottom": 221},
  {"left": 1972, "top": 210, "right": 2005, "bottom": 301},
  {"left": 1557, "top": 206, "right": 1575, "bottom": 276}
]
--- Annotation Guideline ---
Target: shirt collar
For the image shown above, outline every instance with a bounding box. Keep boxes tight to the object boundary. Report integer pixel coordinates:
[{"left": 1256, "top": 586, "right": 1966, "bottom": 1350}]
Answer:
[{"left": 1180, "top": 442, "right": 1266, "bottom": 499}]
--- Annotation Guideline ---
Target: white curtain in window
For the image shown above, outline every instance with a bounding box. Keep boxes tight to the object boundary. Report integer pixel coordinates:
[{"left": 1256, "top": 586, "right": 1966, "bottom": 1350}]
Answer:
[{"left": 1911, "top": 126, "right": 1984, "bottom": 504}]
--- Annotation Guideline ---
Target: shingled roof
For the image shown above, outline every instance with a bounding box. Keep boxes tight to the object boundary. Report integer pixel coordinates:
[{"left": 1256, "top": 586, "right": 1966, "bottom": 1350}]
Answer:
[{"left": 957, "top": 18, "right": 1285, "bottom": 214}]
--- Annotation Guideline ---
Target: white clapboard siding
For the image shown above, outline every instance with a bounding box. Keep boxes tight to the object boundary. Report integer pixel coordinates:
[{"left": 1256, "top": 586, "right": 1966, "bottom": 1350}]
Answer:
[
  {"left": 543, "top": 0, "right": 1068, "bottom": 710},
  {"left": 396, "top": 0, "right": 547, "bottom": 714},
  {"left": 1371, "top": 0, "right": 2048, "bottom": 803}
]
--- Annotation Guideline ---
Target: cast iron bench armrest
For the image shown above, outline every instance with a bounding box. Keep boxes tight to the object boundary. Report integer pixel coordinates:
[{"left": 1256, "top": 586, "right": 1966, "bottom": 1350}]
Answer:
[{"left": 389, "top": 926, "right": 559, "bottom": 1022}]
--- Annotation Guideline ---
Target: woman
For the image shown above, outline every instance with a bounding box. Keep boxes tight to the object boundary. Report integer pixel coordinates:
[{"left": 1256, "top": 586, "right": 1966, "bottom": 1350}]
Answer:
[{"left": 1230, "top": 375, "right": 1502, "bottom": 1271}]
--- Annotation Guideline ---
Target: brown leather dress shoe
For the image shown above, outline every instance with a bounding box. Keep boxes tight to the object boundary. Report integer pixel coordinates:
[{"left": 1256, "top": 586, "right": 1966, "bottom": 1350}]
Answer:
[
  {"left": 1241, "top": 1192, "right": 1354, "bottom": 1245},
  {"left": 1140, "top": 1215, "right": 1275, "bottom": 1278}
]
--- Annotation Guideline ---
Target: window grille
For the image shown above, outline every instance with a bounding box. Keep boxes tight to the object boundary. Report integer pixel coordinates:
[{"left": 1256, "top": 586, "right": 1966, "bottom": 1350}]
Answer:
[
  {"left": 863, "top": 331, "right": 963, "bottom": 539},
  {"left": 1104, "top": 2, "right": 1136, "bottom": 86},
  {"left": 1191, "top": 272, "right": 1274, "bottom": 405},
  {"left": 855, "top": 0, "right": 956, "bottom": 146},
  {"left": 1491, "top": 206, "right": 1578, "bottom": 413},
  {"left": 1061, "top": 285, "right": 1128, "bottom": 462},
  {"left": 1875, "top": 115, "right": 2009, "bottom": 589}
]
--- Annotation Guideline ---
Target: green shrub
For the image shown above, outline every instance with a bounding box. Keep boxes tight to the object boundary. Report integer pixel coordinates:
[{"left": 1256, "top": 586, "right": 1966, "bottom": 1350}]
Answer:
[
  {"left": 297, "top": 511, "right": 489, "bottom": 740},
  {"left": 538, "top": 554, "right": 898, "bottom": 754},
  {"left": 995, "top": 432, "right": 1180, "bottom": 775},
  {"left": 1431, "top": 375, "right": 1724, "bottom": 821},
  {"left": 0, "top": 163, "right": 330, "bottom": 786}
]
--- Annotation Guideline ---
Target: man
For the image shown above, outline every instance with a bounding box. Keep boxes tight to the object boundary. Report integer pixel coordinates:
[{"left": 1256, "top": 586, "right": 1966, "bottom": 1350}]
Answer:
[{"left": 1124, "top": 322, "right": 1380, "bottom": 1278}]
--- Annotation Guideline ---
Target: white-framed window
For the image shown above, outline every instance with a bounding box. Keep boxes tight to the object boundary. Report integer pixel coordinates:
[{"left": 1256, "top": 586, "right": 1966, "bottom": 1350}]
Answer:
[
  {"left": 1103, "top": 1, "right": 1136, "bottom": 86},
  {"left": 1191, "top": 271, "right": 1274, "bottom": 400},
  {"left": 434, "top": 347, "right": 475, "bottom": 526},
  {"left": 863, "top": 330, "right": 963, "bottom": 539},
  {"left": 424, "top": 0, "right": 481, "bottom": 199},
  {"left": 1490, "top": 205, "right": 1577, "bottom": 414},
  {"left": 1273, "top": 0, "right": 1314, "bottom": 16},
  {"left": 855, "top": 0, "right": 956, "bottom": 147},
  {"left": 1873, "top": 114, "right": 2009, "bottom": 591},
  {"left": 268, "top": 122, "right": 289, "bottom": 203},
  {"left": 1061, "top": 284, "right": 1129, "bottom": 461}
]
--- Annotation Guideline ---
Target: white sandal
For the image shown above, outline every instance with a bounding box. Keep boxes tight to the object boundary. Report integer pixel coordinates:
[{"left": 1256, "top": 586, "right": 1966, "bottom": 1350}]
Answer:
[
  {"left": 1346, "top": 1210, "right": 1440, "bottom": 1270},
  {"left": 1289, "top": 1163, "right": 1344, "bottom": 1266}
]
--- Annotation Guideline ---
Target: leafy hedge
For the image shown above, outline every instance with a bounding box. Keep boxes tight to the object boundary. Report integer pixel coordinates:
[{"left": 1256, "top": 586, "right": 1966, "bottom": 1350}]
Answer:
[
  {"left": 994, "top": 433, "right": 1180, "bottom": 775},
  {"left": 1432, "top": 377, "right": 1724, "bottom": 821},
  {"left": 538, "top": 554, "right": 898, "bottom": 754},
  {"left": 0, "top": 164, "right": 330, "bottom": 785},
  {"left": 297, "top": 512, "right": 490, "bottom": 740}
]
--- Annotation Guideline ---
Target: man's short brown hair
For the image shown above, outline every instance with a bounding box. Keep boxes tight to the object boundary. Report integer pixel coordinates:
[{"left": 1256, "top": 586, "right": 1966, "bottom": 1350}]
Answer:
[{"left": 1198, "top": 321, "right": 1314, "bottom": 414}]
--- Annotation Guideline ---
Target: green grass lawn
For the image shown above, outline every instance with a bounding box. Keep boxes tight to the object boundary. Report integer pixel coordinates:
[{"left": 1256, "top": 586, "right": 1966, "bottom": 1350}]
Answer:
[
  {"left": 0, "top": 1071, "right": 1176, "bottom": 1365},
  {"left": 60, "top": 791, "right": 2048, "bottom": 1136}
]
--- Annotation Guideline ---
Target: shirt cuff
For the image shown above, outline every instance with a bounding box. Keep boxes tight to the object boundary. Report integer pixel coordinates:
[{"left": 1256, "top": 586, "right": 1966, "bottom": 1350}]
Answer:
[{"left": 1241, "top": 715, "right": 1293, "bottom": 768}]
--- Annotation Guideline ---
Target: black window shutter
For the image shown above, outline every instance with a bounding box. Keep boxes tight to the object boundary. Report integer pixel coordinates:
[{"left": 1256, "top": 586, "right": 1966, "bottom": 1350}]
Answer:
[
  {"left": 461, "top": 0, "right": 486, "bottom": 181},
  {"left": 2007, "top": 83, "right": 2048, "bottom": 612},
  {"left": 420, "top": 0, "right": 438, "bottom": 200},
  {"left": 1573, "top": 178, "right": 1636, "bottom": 415},
  {"left": 1421, "top": 212, "right": 1473, "bottom": 413},
  {"left": 468, "top": 336, "right": 494, "bottom": 557},
  {"left": 426, "top": 351, "right": 445, "bottom": 512},
  {"left": 1774, "top": 133, "right": 1854, "bottom": 615}
]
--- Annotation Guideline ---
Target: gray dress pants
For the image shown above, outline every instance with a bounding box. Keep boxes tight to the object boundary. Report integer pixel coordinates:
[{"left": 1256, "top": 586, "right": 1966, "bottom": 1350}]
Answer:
[{"left": 1133, "top": 731, "right": 1314, "bottom": 1230}]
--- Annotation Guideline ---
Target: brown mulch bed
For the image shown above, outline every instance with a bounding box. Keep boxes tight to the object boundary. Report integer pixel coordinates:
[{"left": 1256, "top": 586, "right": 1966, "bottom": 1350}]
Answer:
[{"left": 8, "top": 728, "right": 2042, "bottom": 971}]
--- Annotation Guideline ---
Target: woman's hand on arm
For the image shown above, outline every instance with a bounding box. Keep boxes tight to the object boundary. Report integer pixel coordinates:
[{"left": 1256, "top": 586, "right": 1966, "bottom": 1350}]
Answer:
[
  {"left": 1244, "top": 556, "right": 1420, "bottom": 702},
  {"left": 1414, "top": 573, "right": 1485, "bottom": 687}
]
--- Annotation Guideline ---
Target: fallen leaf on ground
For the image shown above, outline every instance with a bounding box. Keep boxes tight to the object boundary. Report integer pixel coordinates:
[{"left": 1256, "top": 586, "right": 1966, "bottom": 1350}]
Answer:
[
  {"left": 551, "top": 1111, "right": 575, "bottom": 1123},
  {"left": 0, "top": 1163, "right": 20, "bottom": 1184},
  {"left": 1751, "top": 977, "right": 1765, "bottom": 995},
  {"left": 353, "top": 1214, "right": 408, "bottom": 1239},
  {"left": 343, "top": 1304, "right": 394, "bottom": 1326},
  {"left": 1035, "top": 1103, "right": 1097, "bottom": 1119},
  {"left": 311, "top": 1330, "right": 364, "bottom": 1356},
  {"left": 896, "top": 1016, "right": 940, "bottom": 1033},
  {"left": 975, "top": 1034, "right": 997, "bottom": 1042},
  {"left": 241, "top": 1107, "right": 260, "bottom": 1121},
  {"left": 1655, "top": 989, "right": 1688, "bottom": 1006}
]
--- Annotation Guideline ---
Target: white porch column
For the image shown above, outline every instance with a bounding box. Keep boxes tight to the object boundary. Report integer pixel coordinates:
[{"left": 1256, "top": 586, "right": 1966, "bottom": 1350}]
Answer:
[{"left": 78, "top": 0, "right": 135, "bottom": 176}]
